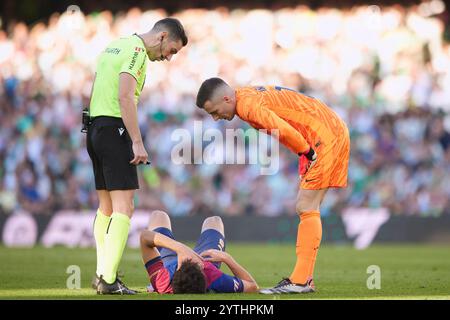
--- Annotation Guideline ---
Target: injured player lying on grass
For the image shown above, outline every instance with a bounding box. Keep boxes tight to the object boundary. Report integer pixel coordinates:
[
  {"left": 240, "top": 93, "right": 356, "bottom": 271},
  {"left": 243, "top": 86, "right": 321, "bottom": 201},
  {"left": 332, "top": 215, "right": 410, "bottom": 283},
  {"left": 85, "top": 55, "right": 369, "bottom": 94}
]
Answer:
[{"left": 140, "top": 210, "right": 259, "bottom": 294}]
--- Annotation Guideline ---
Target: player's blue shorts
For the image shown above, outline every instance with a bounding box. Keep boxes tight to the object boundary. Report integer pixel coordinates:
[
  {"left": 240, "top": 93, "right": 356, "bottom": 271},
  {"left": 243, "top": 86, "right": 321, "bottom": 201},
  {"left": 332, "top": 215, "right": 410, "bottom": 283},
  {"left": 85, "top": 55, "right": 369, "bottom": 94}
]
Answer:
[{"left": 153, "top": 227, "right": 226, "bottom": 269}]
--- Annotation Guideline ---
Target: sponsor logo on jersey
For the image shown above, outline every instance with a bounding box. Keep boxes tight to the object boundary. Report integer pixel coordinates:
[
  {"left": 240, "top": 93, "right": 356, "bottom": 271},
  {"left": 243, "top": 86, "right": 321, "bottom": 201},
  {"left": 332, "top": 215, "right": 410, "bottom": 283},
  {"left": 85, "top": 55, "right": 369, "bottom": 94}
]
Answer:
[
  {"left": 105, "top": 47, "right": 121, "bottom": 54},
  {"left": 129, "top": 51, "right": 139, "bottom": 70}
]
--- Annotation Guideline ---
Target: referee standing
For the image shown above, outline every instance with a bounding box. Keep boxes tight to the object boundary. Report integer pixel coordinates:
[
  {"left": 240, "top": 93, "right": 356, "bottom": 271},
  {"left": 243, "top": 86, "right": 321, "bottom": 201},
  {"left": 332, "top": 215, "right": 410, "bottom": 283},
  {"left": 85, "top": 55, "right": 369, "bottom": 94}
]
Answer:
[{"left": 86, "top": 18, "right": 188, "bottom": 294}]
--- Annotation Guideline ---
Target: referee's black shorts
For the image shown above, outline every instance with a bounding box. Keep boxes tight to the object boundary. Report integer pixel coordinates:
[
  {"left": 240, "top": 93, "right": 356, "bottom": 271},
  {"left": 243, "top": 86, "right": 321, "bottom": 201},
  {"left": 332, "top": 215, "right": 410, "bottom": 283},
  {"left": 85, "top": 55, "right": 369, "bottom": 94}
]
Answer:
[{"left": 86, "top": 116, "right": 139, "bottom": 190}]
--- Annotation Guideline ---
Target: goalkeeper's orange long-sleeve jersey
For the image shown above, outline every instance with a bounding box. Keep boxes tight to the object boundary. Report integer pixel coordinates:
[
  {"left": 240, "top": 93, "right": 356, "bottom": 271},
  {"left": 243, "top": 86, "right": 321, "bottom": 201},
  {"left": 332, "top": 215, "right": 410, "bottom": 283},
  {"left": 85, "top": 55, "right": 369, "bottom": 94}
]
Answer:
[
  {"left": 235, "top": 85, "right": 350, "bottom": 189},
  {"left": 236, "top": 86, "right": 347, "bottom": 155}
]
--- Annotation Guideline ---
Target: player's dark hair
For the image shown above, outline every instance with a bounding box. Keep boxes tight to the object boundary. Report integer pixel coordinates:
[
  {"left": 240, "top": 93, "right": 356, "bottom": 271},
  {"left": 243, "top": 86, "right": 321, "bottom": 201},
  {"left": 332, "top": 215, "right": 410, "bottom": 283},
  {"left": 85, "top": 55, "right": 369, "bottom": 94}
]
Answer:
[
  {"left": 196, "top": 77, "right": 228, "bottom": 109},
  {"left": 153, "top": 18, "right": 188, "bottom": 46},
  {"left": 172, "top": 259, "right": 207, "bottom": 294}
]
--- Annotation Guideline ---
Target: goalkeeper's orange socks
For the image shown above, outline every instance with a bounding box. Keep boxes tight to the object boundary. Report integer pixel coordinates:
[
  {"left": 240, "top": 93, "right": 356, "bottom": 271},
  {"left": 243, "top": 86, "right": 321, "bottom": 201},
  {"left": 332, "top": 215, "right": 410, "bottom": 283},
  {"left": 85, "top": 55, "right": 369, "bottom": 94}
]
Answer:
[
  {"left": 290, "top": 210, "right": 322, "bottom": 285},
  {"left": 103, "top": 212, "right": 131, "bottom": 284},
  {"left": 93, "top": 209, "right": 111, "bottom": 277}
]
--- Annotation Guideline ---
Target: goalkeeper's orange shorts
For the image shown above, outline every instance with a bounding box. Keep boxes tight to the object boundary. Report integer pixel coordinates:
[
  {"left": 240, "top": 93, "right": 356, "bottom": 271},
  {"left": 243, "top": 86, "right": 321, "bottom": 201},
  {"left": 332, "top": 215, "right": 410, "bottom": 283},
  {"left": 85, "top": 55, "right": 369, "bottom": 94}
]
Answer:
[{"left": 299, "top": 126, "right": 350, "bottom": 190}]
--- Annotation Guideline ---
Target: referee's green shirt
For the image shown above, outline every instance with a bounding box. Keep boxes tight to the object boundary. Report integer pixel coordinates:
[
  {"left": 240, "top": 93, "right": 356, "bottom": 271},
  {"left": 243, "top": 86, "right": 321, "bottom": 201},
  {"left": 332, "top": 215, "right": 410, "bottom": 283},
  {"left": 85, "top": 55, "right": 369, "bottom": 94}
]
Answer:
[{"left": 90, "top": 34, "right": 149, "bottom": 118}]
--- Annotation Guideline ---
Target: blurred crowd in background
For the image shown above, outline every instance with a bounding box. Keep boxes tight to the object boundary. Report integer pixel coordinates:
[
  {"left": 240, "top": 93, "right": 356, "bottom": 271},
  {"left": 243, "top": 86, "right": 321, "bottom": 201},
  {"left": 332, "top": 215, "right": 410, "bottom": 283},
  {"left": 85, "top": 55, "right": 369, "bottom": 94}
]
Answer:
[{"left": 1, "top": 3, "right": 450, "bottom": 218}]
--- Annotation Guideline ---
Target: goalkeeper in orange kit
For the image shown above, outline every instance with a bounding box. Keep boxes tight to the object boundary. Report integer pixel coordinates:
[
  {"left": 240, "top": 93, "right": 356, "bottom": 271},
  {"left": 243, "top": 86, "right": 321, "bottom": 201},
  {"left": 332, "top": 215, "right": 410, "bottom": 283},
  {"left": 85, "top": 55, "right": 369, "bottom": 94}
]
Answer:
[{"left": 195, "top": 78, "right": 350, "bottom": 294}]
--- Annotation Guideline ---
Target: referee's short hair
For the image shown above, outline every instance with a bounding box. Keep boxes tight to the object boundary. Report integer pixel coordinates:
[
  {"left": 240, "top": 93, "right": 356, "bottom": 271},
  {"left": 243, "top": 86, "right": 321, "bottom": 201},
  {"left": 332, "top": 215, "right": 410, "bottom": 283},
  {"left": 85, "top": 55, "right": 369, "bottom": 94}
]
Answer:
[
  {"left": 153, "top": 18, "right": 188, "bottom": 46},
  {"left": 196, "top": 77, "right": 228, "bottom": 109}
]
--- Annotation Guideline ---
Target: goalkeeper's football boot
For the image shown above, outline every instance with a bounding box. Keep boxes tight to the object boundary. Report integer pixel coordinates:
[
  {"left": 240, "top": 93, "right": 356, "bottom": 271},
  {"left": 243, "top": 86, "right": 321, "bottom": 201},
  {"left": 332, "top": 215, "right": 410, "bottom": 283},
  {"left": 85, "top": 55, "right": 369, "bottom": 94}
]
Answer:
[
  {"left": 97, "top": 276, "right": 137, "bottom": 295},
  {"left": 259, "top": 277, "right": 315, "bottom": 294},
  {"left": 307, "top": 276, "right": 315, "bottom": 291}
]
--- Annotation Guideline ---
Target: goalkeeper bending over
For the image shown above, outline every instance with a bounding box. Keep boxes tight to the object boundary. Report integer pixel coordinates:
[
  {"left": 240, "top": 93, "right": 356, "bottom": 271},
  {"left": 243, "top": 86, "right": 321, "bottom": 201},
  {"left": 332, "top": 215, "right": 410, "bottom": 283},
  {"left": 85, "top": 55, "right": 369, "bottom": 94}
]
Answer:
[
  {"left": 195, "top": 78, "right": 350, "bottom": 294},
  {"left": 140, "top": 210, "right": 258, "bottom": 294}
]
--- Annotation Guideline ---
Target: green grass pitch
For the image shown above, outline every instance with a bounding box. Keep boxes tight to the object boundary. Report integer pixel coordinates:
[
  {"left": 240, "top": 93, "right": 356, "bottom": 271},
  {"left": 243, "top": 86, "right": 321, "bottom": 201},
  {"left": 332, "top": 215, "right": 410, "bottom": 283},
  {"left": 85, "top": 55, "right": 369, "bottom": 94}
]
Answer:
[{"left": 0, "top": 244, "right": 449, "bottom": 300}]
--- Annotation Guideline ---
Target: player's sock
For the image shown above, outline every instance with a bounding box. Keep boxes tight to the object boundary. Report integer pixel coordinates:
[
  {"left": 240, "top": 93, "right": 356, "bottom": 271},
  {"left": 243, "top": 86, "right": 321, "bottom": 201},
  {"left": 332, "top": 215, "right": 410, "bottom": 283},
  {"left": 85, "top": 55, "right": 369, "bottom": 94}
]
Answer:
[
  {"left": 308, "top": 240, "right": 319, "bottom": 280},
  {"left": 306, "top": 247, "right": 318, "bottom": 290},
  {"left": 290, "top": 210, "right": 322, "bottom": 285},
  {"left": 103, "top": 212, "right": 130, "bottom": 284},
  {"left": 93, "top": 209, "right": 111, "bottom": 277}
]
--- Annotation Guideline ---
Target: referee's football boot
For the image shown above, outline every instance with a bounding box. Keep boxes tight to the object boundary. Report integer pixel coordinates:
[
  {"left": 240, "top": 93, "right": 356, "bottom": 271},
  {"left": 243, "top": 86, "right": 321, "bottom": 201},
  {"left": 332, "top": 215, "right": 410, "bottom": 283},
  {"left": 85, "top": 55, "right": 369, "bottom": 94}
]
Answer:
[
  {"left": 259, "top": 277, "right": 315, "bottom": 294},
  {"left": 92, "top": 270, "right": 125, "bottom": 290},
  {"left": 91, "top": 274, "right": 101, "bottom": 290},
  {"left": 97, "top": 276, "right": 137, "bottom": 295}
]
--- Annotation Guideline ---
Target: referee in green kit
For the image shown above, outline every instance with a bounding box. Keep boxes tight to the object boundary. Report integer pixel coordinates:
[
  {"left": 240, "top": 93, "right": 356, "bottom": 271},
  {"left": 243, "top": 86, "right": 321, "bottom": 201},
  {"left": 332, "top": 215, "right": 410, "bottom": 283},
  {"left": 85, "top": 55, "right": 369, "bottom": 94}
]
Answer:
[{"left": 86, "top": 18, "right": 188, "bottom": 294}]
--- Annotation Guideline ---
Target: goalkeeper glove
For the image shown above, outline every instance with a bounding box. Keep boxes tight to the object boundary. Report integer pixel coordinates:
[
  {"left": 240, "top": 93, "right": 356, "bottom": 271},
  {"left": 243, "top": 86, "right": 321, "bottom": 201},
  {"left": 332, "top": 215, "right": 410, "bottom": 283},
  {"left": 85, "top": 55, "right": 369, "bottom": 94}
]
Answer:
[{"left": 298, "top": 148, "right": 317, "bottom": 176}]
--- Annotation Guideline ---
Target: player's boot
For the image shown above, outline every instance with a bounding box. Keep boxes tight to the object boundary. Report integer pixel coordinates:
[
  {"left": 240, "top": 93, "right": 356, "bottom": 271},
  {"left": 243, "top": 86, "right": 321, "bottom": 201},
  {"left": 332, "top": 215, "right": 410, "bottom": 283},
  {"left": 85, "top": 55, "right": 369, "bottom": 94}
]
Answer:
[
  {"left": 91, "top": 274, "right": 101, "bottom": 290},
  {"left": 259, "top": 278, "right": 315, "bottom": 294},
  {"left": 96, "top": 276, "right": 137, "bottom": 295}
]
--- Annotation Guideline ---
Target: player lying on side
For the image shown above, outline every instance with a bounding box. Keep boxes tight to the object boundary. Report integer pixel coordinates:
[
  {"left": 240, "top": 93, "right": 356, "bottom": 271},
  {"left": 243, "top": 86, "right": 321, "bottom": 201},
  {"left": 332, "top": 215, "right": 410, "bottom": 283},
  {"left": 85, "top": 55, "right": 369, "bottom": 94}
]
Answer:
[{"left": 140, "top": 210, "right": 258, "bottom": 293}]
